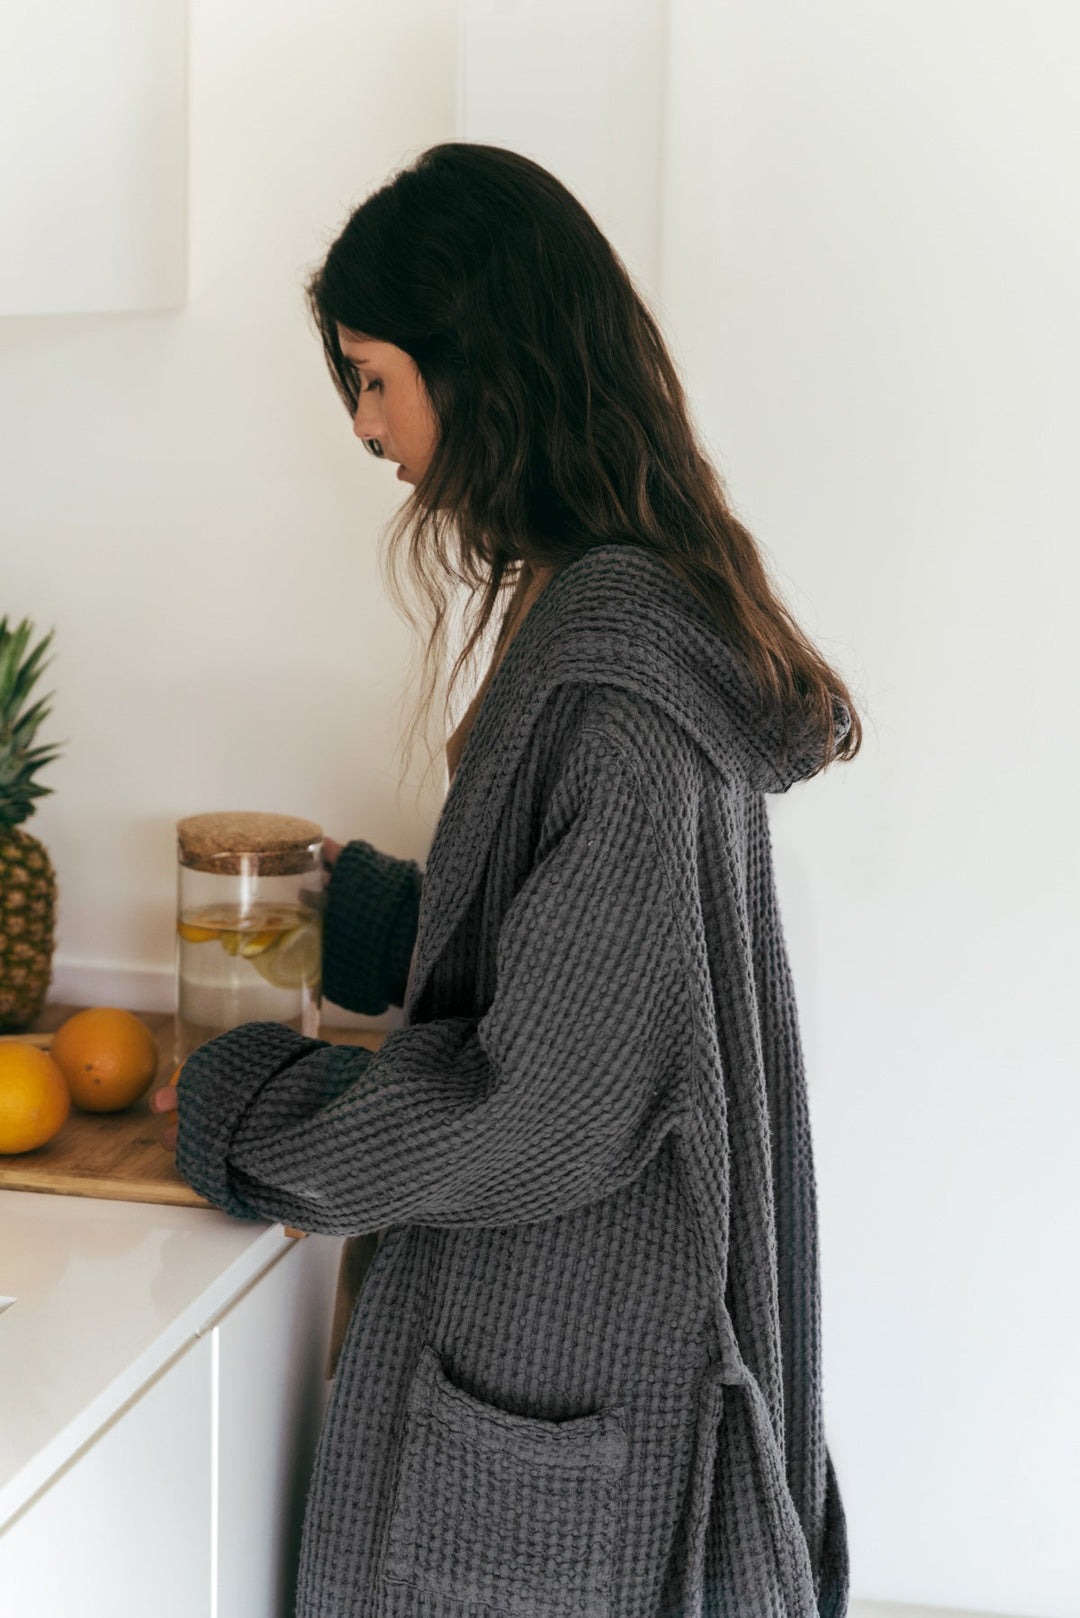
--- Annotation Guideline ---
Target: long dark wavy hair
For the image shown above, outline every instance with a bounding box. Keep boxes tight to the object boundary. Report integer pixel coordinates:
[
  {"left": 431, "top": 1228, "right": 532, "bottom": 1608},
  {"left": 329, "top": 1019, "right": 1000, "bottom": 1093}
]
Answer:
[{"left": 305, "top": 141, "right": 862, "bottom": 799}]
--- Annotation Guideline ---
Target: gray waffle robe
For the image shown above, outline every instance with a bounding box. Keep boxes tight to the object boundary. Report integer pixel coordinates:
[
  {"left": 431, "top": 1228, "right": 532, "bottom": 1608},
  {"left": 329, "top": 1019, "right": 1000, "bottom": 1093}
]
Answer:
[{"left": 174, "top": 541, "right": 851, "bottom": 1618}]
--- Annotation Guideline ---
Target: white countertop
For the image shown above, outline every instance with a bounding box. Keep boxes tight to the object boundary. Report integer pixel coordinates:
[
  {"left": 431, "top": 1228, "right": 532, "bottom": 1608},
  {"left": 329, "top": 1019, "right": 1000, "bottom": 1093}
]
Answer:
[{"left": 0, "top": 1188, "right": 294, "bottom": 1528}]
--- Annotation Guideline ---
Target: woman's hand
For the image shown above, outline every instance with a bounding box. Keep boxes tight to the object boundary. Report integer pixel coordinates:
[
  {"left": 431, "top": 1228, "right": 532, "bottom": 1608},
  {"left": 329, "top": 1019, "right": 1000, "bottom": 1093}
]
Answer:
[
  {"left": 321, "top": 836, "right": 343, "bottom": 887},
  {"left": 149, "top": 1070, "right": 180, "bottom": 1152}
]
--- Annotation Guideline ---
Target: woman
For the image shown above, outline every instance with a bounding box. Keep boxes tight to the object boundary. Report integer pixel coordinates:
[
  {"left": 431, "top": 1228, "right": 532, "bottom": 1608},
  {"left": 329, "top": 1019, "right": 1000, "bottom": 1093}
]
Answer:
[{"left": 153, "top": 142, "right": 859, "bottom": 1618}]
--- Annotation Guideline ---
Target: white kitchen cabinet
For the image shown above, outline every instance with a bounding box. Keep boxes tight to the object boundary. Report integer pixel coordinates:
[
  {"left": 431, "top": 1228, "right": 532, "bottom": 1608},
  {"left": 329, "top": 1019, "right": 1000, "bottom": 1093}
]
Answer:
[
  {"left": 0, "top": 0, "right": 187, "bottom": 314},
  {"left": 2, "top": 1330, "right": 214, "bottom": 1618},
  {"left": 0, "top": 1190, "right": 343, "bottom": 1617},
  {"left": 215, "top": 1231, "right": 339, "bottom": 1618}
]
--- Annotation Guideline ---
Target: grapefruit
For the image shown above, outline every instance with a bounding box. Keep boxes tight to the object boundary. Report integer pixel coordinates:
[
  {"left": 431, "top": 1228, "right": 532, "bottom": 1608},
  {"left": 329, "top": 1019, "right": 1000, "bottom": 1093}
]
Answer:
[
  {"left": 0, "top": 1043, "right": 71, "bottom": 1153},
  {"left": 50, "top": 1007, "right": 159, "bottom": 1113}
]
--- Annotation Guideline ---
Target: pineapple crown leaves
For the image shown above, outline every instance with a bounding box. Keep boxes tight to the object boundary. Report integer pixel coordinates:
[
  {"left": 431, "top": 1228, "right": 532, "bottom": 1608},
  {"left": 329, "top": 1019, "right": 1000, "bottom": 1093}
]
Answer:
[{"left": 0, "top": 615, "right": 66, "bottom": 829}]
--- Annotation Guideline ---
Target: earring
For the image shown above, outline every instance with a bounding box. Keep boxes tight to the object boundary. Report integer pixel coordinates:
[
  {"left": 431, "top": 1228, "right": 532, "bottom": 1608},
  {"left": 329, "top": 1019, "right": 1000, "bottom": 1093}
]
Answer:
[{"left": 363, "top": 437, "right": 384, "bottom": 457}]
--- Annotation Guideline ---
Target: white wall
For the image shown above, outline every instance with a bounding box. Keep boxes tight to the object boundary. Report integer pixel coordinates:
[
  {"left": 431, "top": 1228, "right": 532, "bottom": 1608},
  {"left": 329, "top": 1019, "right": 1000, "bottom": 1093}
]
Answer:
[
  {"left": 1, "top": 0, "right": 458, "bottom": 1027},
  {"left": 460, "top": 0, "right": 668, "bottom": 298},
  {"left": 661, "top": 3, "right": 1078, "bottom": 1614}
]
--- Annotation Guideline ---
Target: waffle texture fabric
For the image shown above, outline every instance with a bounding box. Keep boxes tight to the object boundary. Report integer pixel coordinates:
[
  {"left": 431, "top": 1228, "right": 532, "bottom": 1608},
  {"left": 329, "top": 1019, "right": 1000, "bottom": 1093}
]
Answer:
[{"left": 174, "top": 541, "right": 852, "bottom": 1618}]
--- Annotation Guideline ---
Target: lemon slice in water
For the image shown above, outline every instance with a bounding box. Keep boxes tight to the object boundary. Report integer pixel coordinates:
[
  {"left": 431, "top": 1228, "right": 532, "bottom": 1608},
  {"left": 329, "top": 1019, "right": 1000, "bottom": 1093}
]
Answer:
[
  {"left": 178, "top": 904, "right": 300, "bottom": 959},
  {"left": 237, "top": 927, "right": 287, "bottom": 958},
  {"left": 250, "top": 921, "right": 321, "bottom": 991}
]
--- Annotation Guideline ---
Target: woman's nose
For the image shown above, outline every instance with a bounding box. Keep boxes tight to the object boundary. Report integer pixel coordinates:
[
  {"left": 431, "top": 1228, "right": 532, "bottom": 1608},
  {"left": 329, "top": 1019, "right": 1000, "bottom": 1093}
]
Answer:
[{"left": 352, "top": 404, "right": 384, "bottom": 444}]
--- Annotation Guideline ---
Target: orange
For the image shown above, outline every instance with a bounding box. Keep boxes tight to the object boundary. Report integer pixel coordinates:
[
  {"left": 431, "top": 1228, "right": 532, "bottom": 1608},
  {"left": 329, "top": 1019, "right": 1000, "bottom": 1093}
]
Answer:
[
  {"left": 50, "top": 1007, "right": 159, "bottom": 1113},
  {"left": 0, "top": 1043, "right": 71, "bottom": 1153},
  {"left": 169, "top": 1065, "right": 183, "bottom": 1086}
]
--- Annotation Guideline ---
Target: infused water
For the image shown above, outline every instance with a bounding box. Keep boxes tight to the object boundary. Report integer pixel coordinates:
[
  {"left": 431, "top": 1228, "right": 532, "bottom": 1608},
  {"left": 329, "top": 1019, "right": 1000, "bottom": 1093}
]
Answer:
[{"left": 176, "top": 899, "right": 322, "bottom": 1062}]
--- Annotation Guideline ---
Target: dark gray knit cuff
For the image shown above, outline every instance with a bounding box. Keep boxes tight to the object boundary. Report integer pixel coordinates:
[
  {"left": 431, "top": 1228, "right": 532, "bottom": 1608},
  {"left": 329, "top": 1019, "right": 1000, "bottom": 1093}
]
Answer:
[
  {"left": 174, "top": 1021, "right": 322, "bottom": 1219},
  {"left": 322, "top": 839, "right": 423, "bottom": 1015}
]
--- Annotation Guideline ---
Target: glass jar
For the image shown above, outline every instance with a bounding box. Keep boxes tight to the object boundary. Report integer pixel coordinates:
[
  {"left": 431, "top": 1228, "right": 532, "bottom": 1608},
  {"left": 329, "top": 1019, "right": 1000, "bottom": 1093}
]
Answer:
[{"left": 175, "top": 811, "right": 324, "bottom": 1067}]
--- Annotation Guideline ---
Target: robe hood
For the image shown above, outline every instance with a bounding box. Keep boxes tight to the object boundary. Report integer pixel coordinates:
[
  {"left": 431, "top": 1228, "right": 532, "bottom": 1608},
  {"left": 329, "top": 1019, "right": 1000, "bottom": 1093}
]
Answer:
[
  {"left": 407, "top": 543, "right": 850, "bottom": 1018},
  {"left": 495, "top": 542, "right": 852, "bottom": 796}
]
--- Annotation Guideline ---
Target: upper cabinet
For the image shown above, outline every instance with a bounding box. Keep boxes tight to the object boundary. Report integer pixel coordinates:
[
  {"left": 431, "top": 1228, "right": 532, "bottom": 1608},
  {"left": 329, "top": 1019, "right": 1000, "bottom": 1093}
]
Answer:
[{"left": 0, "top": 0, "right": 188, "bottom": 314}]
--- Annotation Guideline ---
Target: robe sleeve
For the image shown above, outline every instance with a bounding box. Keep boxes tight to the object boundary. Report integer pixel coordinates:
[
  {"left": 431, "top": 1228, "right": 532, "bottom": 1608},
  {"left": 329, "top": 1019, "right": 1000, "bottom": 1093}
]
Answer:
[
  {"left": 173, "top": 733, "right": 692, "bottom": 1233},
  {"left": 321, "top": 839, "right": 423, "bottom": 1014}
]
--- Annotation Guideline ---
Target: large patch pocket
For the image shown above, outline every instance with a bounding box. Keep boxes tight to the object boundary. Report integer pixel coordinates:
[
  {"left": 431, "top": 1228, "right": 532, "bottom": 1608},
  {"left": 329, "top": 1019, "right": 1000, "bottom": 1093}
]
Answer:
[{"left": 381, "top": 1342, "right": 629, "bottom": 1616}]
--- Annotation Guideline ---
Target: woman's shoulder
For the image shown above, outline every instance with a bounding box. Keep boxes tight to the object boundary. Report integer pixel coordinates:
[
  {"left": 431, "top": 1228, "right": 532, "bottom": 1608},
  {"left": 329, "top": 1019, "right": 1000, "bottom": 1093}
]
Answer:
[{"left": 530, "top": 681, "right": 711, "bottom": 808}]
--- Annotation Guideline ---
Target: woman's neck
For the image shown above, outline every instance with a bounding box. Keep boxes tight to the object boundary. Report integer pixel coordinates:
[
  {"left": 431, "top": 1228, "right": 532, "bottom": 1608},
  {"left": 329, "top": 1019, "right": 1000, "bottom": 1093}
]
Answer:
[{"left": 445, "top": 563, "right": 557, "bottom": 782}]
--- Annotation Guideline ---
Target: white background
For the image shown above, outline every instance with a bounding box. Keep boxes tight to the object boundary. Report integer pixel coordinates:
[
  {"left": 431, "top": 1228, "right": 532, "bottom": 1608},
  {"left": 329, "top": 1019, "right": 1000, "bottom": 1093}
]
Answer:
[{"left": 2, "top": 2, "right": 1077, "bottom": 1611}]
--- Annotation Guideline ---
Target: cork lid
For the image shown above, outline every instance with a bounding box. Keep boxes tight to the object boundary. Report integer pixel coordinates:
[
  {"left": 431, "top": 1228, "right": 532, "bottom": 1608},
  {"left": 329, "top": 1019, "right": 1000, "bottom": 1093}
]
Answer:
[{"left": 177, "top": 811, "right": 323, "bottom": 875}]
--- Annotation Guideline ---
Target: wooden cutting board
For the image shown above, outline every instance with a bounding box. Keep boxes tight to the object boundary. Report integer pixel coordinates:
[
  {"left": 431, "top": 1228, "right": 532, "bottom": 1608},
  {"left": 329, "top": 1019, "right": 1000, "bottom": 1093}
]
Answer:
[{"left": 0, "top": 1003, "right": 386, "bottom": 1214}]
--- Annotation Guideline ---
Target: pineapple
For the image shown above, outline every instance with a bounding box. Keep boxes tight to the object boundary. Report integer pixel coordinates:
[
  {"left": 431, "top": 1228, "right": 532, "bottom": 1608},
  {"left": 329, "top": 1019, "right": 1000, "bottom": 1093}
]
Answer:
[{"left": 0, "top": 617, "right": 63, "bottom": 1031}]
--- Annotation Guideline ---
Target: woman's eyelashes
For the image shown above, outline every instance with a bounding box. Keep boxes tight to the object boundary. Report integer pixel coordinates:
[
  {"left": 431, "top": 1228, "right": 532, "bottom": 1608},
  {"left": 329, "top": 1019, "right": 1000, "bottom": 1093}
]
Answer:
[{"left": 344, "top": 361, "right": 382, "bottom": 393}]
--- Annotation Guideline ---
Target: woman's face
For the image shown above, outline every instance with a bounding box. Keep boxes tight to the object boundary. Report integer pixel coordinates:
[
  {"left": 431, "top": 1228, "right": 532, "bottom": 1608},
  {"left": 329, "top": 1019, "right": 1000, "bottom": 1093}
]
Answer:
[{"left": 335, "top": 326, "right": 438, "bottom": 485}]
